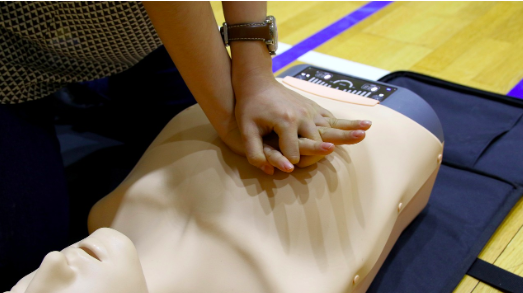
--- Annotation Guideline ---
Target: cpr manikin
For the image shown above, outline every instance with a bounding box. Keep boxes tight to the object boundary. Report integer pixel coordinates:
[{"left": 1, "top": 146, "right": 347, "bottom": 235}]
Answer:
[
  {"left": 8, "top": 77, "right": 443, "bottom": 293},
  {"left": 8, "top": 228, "right": 148, "bottom": 293}
]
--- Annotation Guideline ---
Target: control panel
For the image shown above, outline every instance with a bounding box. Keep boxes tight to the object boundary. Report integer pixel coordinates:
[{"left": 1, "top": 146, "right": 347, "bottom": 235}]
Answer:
[{"left": 292, "top": 66, "right": 397, "bottom": 102}]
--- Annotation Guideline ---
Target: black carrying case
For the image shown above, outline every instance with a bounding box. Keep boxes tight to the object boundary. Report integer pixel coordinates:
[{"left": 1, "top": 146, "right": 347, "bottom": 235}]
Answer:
[{"left": 367, "top": 71, "right": 523, "bottom": 293}]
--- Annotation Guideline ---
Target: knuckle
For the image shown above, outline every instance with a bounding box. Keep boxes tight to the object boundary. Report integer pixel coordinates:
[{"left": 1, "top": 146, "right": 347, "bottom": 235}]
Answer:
[
  {"left": 246, "top": 153, "right": 264, "bottom": 167},
  {"left": 314, "top": 117, "right": 329, "bottom": 128},
  {"left": 344, "top": 131, "right": 355, "bottom": 140},
  {"left": 298, "top": 107, "right": 309, "bottom": 117},
  {"left": 328, "top": 118, "right": 338, "bottom": 127},
  {"left": 280, "top": 110, "right": 298, "bottom": 124},
  {"left": 264, "top": 150, "right": 276, "bottom": 161}
]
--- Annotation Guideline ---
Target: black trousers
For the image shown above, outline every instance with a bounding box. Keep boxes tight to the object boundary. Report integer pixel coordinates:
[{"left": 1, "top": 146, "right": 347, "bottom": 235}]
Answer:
[
  {"left": 0, "top": 97, "right": 69, "bottom": 289},
  {"left": 0, "top": 45, "right": 196, "bottom": 290}
]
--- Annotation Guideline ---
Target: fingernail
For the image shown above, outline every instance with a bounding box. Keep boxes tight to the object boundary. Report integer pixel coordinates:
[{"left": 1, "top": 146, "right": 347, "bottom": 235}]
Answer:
[
  {"left": 360, "top": 120, "right": 372, "bottom": 127},
  {"left": 261, "top": 165, "right": 273, "bottom": 175},
  {"left": 321, "top": 142, "right": 334, "bottom": 151},
  {"left": 352, "top": 130, "right": 365, "bottom": 138},
  {"left": 283, "top": 162, "right": 294, "bottom": 172}
]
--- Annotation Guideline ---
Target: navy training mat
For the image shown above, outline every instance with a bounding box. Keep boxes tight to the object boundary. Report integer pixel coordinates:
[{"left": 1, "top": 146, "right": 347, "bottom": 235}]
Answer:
[{"left": 368, "top": 71, "right": 523, "bottom": 293}]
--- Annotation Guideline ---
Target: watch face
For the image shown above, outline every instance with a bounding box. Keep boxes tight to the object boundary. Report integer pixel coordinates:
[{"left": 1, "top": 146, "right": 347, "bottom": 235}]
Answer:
[{"left": 267, "top": 15, "right": 278, "bottom": 54}]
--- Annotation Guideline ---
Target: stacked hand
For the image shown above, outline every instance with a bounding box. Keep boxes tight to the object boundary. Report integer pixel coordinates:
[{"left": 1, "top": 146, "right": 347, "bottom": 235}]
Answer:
[{"left": 222, "top": 73, "right": 371, "bottom": 175}]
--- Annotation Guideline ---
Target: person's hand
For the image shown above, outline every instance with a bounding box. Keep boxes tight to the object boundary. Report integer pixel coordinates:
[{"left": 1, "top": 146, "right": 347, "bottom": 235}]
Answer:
[
  {"left": 294, "top": 117, "right": 371, "bottom": 168},
  {"left": 221, "top": 116, "right": 371, "bottom": 175},
  {"left": 225, "top": 73, "right": 372, "bottom": 174},
  {"left": 221, "top": 125, "right": 333, "bottom": 175},
  {"left": 262, "top": 116, "right": 371, "bottom": 172}
]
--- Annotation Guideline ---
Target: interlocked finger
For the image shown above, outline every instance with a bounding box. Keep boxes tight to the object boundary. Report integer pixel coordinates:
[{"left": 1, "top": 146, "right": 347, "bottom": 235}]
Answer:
[
  {"left": 264, "top": 144, "right": 294, "bottom": 173},
  {"left": 274, "top": 123, "right": 301, "bottom": 165},
  {"left": 299, "top": 120, "right": 323, "bottom": 142},
  {"left": 242, "top": 122, "right": 273, "bottom": 175},
  {"left": 318, "top": 127, "right": 366, "bottom": 145},
  {"left": 298, "top": 138, "right": 334, "bottom": 156},
  {"left": 262, "top": 138, "right": 335, "bottom": 172},
  {"left": 326, "top": 118, "right": 372, "bottom": 130},
  {"left": 296, "top": 155, "right": 325, "bottom": 168}
]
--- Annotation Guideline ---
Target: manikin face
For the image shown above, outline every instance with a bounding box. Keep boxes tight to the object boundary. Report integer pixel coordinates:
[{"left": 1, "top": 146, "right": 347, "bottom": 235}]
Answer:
[{"left": 9, "top": 228, "right": 148, "bottom": 293}]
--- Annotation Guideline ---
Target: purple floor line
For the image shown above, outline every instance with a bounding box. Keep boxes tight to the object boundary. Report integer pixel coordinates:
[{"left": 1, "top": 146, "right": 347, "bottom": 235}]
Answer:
[
  {"left": 508, "top": 79, "right": 523, "bottom": 99},
  {"left": 272, "top": 1, "right": 393, "bottom": 73}
]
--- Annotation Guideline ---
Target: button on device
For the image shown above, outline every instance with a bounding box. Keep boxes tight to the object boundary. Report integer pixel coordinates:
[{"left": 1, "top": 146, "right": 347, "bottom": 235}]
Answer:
[
  {"left": 315, "top": 70, "right": 333, "bottom": 80},
  {"left": 362, "top": 83, "right": 380, "bottom": 92},
  {"left": 296, "top": 73, "right": 308, "bottom": 80}
]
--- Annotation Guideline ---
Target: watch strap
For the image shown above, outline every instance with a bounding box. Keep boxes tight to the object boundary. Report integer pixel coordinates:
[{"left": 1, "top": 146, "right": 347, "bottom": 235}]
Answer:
[{"left": 227, "top": 22, "right": 271, "bottom": 42}]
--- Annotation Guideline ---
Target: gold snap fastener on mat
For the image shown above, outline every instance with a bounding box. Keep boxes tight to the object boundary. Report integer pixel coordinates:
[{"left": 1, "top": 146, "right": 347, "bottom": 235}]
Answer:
[
  {"left": 437, "top": 154, "right": 443, "bottom": 163},
  {"left": 353, "top": 275, "right": 360, "bottom": 285},
  {"left": 398, "top": 202, "right": 403, "bottom": 212}
]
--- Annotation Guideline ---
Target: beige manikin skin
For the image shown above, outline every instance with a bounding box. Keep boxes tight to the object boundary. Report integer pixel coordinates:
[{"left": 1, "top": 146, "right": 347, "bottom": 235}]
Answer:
[
  {"left": 8, "top": 228, "right": 148, "bottom": 293},
  {"left": 8, "top": 77, "right": 443, "bottom": 293}
]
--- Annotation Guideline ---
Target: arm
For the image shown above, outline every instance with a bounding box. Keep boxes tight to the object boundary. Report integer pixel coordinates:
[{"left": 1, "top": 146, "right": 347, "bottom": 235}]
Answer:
[
  {"left": 143, "top": 2, "right": 370, "bottom": 174},
  {"left": 143, "top": 1, "right": 286, "bottom": 172},
  {"left": 142, "top": 2, "right": 235, "bottom": 139},
  {"left": 222, "top": 2, "right": 371, "bottom": 169},
  {"left": 223, "top": 1, "right": 321, "bottom": 167}
]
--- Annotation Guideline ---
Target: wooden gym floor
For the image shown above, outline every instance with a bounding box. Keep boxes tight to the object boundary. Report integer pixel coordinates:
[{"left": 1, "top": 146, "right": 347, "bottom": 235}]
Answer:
[{"left": 211, "top": 2, "right": 523, "bottom": 292}]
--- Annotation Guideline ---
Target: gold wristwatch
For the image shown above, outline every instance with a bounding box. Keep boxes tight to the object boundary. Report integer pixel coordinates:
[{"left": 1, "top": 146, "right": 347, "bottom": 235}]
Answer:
[{"left": 220, "top": 16, "right": 278, "bottom": 55}]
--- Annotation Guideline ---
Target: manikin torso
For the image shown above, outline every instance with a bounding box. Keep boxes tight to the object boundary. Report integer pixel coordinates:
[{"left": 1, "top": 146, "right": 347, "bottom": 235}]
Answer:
[{"left": 84, "top": 78, "right": 443, "bottom": 293}]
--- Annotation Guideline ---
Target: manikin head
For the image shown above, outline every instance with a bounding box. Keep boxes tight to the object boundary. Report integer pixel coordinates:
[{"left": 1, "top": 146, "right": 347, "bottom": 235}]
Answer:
[{"left": 7, "top": 228, "right": 148, "bottom": 293}]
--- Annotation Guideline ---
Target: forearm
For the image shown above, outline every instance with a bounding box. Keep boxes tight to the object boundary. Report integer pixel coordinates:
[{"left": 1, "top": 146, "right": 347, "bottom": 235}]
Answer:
[
  {"left": 143, "top": 1, "right": 235, "bottom": 136},
  {"left": 222, "top": 1, "right": 275, "bottom": 94}
]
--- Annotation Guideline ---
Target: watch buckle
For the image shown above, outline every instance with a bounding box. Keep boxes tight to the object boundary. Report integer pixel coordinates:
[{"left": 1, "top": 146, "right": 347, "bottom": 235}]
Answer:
[{"left": 221, "top": 22, "right": 229, "bottom": 47}]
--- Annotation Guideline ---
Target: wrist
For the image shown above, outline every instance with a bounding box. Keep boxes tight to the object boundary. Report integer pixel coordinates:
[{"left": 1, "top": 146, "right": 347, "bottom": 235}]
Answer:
[
  {"left": 230, "top": 41, "right": 273, "bottom": 73},
  {"left": 230, "top": 42, "right": 275, "bottom": 95},
  {"left": 232, "top": 69, "right": 277, "bottom": 99}
]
